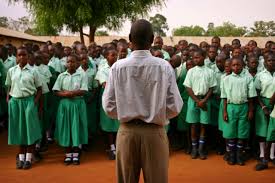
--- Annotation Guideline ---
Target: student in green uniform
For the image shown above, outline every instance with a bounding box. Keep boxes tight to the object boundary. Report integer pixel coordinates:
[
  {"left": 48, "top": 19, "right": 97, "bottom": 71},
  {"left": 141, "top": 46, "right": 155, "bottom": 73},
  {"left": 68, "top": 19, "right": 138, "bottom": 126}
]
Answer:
[
  {"left": 53, "top": 54, "right": 88, "bottom": 165},
  {"left": 221, "top": 57, "right": 257, "bottom": 166},
  {"left": 177, "top": 59, "right": 194, "bottom": 153},
  {"left": 219, "top": 59, "right": 232, "bottom": 161},
  {"left": 5, "top": 47, "right": 42, "bottom": 170},
  {"left": 3, "top": 44, "right": 17, "bottom": 71},
  {"left": 153, "top": 36, "right": 170, "bottom": 60},
  {"left": 95, "top": 47, "right": 119, "bottom": 160},
  {"left": 254, "top": 53, "right": 275, "bottom": 171},
  {"left": 204, "top": 45, "right": 218, "bottom": 69},
  {"left": 184, "top": 48, "right": 217, "bottom": 160},
  {"left": 210, "top": 53, "right": 226, "bottom": 155},
  {"left": 79, "top": 53, "right": 98, "bottom": 139},
  {"left": 247, "top": 55, "right": 259, "bottom": 79}
]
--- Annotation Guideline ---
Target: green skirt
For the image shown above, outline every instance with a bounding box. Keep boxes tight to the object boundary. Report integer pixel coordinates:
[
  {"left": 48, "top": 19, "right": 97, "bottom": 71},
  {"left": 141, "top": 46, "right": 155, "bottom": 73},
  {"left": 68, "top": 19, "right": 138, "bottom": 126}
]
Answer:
[
  {"left": 8, "top": 96, "right": 42, "bottom": 145},
  {"left": 177, "top": 99, "right": 188, "bottom": 131},
  {"left": 99, "top": 88, "right": 120, "bottom": 132},
  {"left": 84, "top": 92, "right": 97, "bottom": 134},
  {"left": 55, "top": 98, "right": 88, "bottom": 147},
  {"left": 218, "top": 100, "right": 225, "bottom": 131},
  {"left": 267, "top": 117, "right": 275, "bottom": 142},
  {"left": 255, "top": 97, "right": 273, "bottom": 137}
]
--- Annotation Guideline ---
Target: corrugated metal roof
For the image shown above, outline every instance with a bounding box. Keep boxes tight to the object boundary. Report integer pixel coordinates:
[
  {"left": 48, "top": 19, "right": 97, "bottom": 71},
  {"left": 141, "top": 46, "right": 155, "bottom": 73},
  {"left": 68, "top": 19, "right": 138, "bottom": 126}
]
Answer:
[{"left": 0, "top": 27, "right": 46, "bottom": 43}]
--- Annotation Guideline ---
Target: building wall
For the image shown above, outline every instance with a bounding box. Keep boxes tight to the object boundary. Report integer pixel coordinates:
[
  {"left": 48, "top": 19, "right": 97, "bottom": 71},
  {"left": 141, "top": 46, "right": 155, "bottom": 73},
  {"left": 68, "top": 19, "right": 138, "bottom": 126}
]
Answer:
[
  {"left": 0, "top": 36, "right": 45, "bottom": 47},
  {"left": 39, "top": 36, "right": 275, "bottom": 48}
]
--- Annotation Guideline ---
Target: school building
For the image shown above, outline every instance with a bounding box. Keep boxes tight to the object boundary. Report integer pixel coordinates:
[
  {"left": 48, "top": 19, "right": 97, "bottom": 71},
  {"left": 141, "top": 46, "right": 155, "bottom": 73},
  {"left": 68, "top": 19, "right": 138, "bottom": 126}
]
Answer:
[{"left": 0, "top": 27, "right": 46, "bottom": 47}]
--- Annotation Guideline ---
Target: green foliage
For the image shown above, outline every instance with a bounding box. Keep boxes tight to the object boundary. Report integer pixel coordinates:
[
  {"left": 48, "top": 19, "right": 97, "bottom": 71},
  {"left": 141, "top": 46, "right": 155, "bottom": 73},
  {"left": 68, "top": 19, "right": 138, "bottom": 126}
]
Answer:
[
  {"left": 149, "top": 14, "right": 169, "bottom": 36},
  {"left": 172, "top": 25, "right": 205, "bottom": 36},
  {"left": 0, "top": 16, "right": 9, "bottom": 27},
  {"left": 95, "top": 30, "right": 109, "bottom": 36},
  {"left": 248, "top": 21, "right": 275, "bottom": 37},
  {"left": 206, "top": 22, "right": 247, "bottom": 37}
]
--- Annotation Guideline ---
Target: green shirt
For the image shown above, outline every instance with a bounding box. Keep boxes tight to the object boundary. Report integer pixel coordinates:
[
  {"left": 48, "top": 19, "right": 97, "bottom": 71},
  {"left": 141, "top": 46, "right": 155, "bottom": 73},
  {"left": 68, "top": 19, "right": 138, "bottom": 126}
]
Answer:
[
  {"left": 183, "top": 65, "right": 217, "bottom": 96},
  {"left": 53, "top": 70, "right": 88, "bottom": 92},
  {"left": 95, "top": 63, "right": 110, "bottom": 85},
  {"left": 5, "top": 64, "right": 42, "bottom": 98},
  {"left": 221, "top": 72, "right": 257, "bottom": 104},
  {"left": 161, "top": 50, "right": 170, "bottom": 61},
  {"left": 78, "top": 67, "right": 98, "bottom": 90},
  {"left": 48, "top": 56, "right": 66, "bottom": 73},
  {"left": 4, "top": 55, "right": 16, "bottom": 71},
  {"left": 212, "top": 65, "right": 224, "bottom": 95},
  {"left": 204, "top": 58, "right": 216, "bottom": 69},
  {"left": 34, "top": 65, "right": 52, "bottom": 94},
  {"left": 254, "top": 69, "right": 275, "bottom": 98}
]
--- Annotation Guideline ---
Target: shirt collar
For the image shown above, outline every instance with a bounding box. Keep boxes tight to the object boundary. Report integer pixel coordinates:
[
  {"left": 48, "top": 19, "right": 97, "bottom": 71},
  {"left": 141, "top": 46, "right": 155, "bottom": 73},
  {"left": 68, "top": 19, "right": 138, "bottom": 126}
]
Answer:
[
  {"left": 64, "top": 70, "right": 81, "bottom": 76},
  {"left": 17, "top": 63, "right": 31, "bottom": 70},
  {"left": 130, "top": 50, "right": 152, "bottom": 57}
]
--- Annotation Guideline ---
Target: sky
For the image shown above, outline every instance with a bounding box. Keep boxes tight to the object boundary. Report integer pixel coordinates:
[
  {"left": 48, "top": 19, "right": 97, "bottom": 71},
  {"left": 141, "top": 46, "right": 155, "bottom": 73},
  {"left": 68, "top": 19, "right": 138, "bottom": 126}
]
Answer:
[{"left": 0, "top": 0, "right": 275, "bottom": 36}]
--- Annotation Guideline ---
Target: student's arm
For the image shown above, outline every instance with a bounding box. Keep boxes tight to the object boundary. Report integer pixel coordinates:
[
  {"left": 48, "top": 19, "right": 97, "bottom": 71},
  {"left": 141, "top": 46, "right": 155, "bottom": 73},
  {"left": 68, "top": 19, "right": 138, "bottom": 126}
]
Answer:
[
  {"left": 34, "top": 87, "right": 42, "bottom": 105},
  {"left": 186, "top": 87, "right": 200, "bottom": 103},
  {"left": 223, "top": 99, "right": 228, "bottom": 122},
  {"left": 6, "top": 87, "right": 10, "bottom": 103},
  {"left": 248, "top": 98, "right": 254, "bottom": 121},
  {"left": 270, "top": 92, "right": 275, "bottom": 105},
  {"left": 71, "top": 90, "right": 86, "bottom": 97},
  {"left": 256, "top": 90, "right": 270, "bottom": 116}
]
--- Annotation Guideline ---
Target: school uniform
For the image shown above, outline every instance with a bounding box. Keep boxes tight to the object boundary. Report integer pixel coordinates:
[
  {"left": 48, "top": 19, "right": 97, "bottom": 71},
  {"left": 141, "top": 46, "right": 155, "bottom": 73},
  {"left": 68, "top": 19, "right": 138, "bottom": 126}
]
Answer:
[
  {"left": 95, "top": 64, "right": 120, "bottom": 132},
  {"left": 52, "top": 70, "right": 88, "bottom": 147},
  {"left": 183, "top": 65, "right": 217, "bottom": 124},
  {"left": 34, "top": 64, "right": 52, "bottom": 133},
  {"left": 267, "top": 105, "right": 275, "bottom": 142},
  {"left": 204, "top": 58, "right": 215, "bottom": 69},
  {"left": 210, "top": 65, "right": 224, "bottom": 126},
  {"left": 176, "top": 65, "right": 188, "bottom": 131},
  {"left": 254, "top": 69, "right": 275, "bottom": 138},
  {"left": 218, "top": 74, "right": 228, "bottom": 132},
  {"left": 221, "top": 71, "right": 257, "bottom": 139},
  {"left": 3, "top": 55, "right": 16, "bottom": 71},
  {"left": 161, "top": 50, "right": 170, "bottom": 61},
  {"left": 257, "top": 57, "right": 265, "bottom": 73},
  {"left": 5, "top": 64, "right": 42, "bottom": 145},
  {"left": 48, "top": 56, "right": 66, "bottom": 74},
  {"left": 60, "top": 57, "right": 68, "bottom": 70},
  {"left": 79, "top": 66, "right": 98, "bottom": 134}
]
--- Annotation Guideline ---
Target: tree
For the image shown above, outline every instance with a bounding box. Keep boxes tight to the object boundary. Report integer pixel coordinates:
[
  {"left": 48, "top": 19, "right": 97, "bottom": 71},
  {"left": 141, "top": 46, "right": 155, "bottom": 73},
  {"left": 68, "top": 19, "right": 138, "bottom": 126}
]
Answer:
[
  {"left": 0, "top": 16, "right": 9, "bottom": 28},
  {"left": 149, "top": 14, "right": 169, "bottom": 36},
  {"left": 206, "top": 22, "right": 247, "bottom": 37},
  {"left": 95, "top": 30, "right": 109, "bottom": 36},
  {"left": 172, "top": 25, "right": 205, "bottom": 36},
  {"left": 11, "top": 0, "right": 165, "bottom": 44},
  {"left": 248, "top": 21, "right": 275, "bottom": 37}
]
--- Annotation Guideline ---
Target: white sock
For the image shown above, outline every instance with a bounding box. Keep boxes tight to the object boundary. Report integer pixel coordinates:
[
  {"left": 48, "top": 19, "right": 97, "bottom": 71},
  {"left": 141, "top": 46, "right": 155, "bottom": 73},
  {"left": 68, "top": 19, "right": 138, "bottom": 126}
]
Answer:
[
  {"left": 26, "top": 153, "right": 32, "bottom": 162},
  {"left": 66, "top": 153, "right": 72, "bottom": 157},
  {"left": 19, "top": 154, "right": 25, "bottom": 161},
  {"left": 259, "top": 142, "right": 265, "bottom": 158},
  {"left": 73, "top": 153, "right": 79, "bottom": 161},
  {"left": 270, "top": 143, "right": 275, "bottom": 160},
  {"left": 78, "top": 144, "right": 82, "bottom": 149},
  {"left": 110, "top": 144, "right": 116, "bottom": 151},
  {"left": 36, "top": 143, "right": 40, "bottom": 149}
]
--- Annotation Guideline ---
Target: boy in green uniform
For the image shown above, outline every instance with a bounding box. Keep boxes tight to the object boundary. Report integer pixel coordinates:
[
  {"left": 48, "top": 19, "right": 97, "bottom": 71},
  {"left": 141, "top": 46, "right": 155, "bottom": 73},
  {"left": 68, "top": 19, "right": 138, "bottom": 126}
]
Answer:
[
  {"left": 53, "top": 54, "right": 88, "bottom": 165},
  {"left": 95, "top": 48, "right": 120, "bottom": 160},
  {"left": 254, "top": 53, "right": 275, "bottom": 171},
  {"left": 221, "top": 57, "right": 257, "bottom": 166},
  {"left": 5, "top": 47, "right": 42, "bottom": 170},
  {"left": 184, "top": 48, "right": 217, "bottom": 160},
  {"left": 204, "top": 46, "right": 218, "bottom": 69}
]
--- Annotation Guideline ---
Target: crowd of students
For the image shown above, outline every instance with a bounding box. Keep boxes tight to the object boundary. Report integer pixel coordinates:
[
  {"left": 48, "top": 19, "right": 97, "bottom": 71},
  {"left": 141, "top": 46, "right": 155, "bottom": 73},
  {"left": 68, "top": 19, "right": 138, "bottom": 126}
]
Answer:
[{"left": 0, "top": 36, "right": 274, "bottom": 171}]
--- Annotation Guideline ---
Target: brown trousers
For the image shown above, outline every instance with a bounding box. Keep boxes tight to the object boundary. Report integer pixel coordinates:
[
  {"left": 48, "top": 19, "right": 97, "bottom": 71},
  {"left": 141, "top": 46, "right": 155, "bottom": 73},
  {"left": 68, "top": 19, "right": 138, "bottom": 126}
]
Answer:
[{"left": 116, "top": 120, "right": 169, "bottom": 183}]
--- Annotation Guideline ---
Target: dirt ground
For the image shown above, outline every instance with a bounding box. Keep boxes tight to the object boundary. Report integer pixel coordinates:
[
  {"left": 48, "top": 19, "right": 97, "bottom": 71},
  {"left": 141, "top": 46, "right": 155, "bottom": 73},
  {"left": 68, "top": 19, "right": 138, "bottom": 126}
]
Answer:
[{"left": 0, "top": 130, "right": 274, "bottom": 183}]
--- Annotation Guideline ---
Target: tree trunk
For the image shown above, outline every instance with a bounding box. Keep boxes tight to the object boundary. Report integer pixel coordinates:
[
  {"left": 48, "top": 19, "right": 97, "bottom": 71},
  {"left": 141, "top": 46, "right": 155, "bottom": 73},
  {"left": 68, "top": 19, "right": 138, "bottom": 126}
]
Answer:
[
  {"left": 79, "top": 26, "right": 84, "bottom": 44},
  {"left": 89, "top": 25, "right": 97, "bottom": 44}
]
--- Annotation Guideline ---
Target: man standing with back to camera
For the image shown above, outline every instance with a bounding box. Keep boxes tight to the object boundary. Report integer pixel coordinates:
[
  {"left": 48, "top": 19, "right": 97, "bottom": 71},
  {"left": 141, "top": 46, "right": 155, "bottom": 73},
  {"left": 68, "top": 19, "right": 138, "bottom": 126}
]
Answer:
[{"left": 102, "top": 19, "right": 183, "bottom": 183}]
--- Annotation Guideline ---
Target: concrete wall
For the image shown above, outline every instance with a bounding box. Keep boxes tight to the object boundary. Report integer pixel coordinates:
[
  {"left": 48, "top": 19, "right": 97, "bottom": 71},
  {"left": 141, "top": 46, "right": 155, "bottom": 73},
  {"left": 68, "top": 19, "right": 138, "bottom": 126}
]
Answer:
[
  {"left": 39, "top": 36, "right": 275, "bottom": 48},
  {"left": 0, "top": 35, "right": 45, "bottom": 47}
]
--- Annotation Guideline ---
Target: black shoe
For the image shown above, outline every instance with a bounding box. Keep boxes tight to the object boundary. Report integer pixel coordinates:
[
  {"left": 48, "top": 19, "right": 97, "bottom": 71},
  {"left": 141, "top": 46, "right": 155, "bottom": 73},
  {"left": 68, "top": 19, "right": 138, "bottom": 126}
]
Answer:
[
  {"left": 198, "top": 142, "right": 207, "bottom": 160},
  {"left": 16, "top": 160, "right": 24, "bottom": 169},
  {"left": 236, "top": 150, "right": 245, "bottom": 166},
  {"left": 255, "top": 162, "right": 268, "bottom": 171},
  {"left": 108, "top": 150, "right": 116, "bottom": 160},
  {"left": 227, "top": 151, "right": 236, "bottom": 165},
  {"left": 191, "top": 147, "right": 198, "bottom": 159},
  {"left": 272, "top": 159, "right": 275, "bottom": 165},
  {"left": 72, "top": 157, "right": 80, "bottom": 165},
  {"left": 47, "top": 137, "right": 54, "bottom": 144},
  {"left": 23, "top": 161, "right": 32, "bottom": 170},
  {"left": 33, "top": 151, "right": 42, "bottom": 163},
  {"left": 64, "top": 157, "right": 72, "bottom": 165}
]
